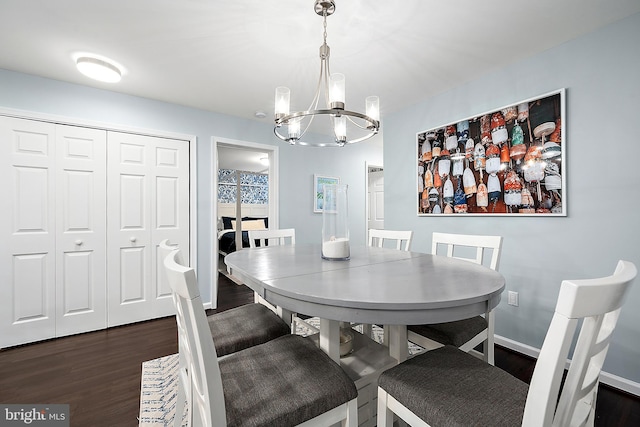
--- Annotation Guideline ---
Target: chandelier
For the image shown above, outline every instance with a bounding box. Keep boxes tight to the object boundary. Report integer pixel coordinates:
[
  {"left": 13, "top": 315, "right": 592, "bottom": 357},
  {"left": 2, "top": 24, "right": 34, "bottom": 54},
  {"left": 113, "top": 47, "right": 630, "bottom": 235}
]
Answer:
[{"left": 274, "top": 0, "right": 380, "bottom": 147}]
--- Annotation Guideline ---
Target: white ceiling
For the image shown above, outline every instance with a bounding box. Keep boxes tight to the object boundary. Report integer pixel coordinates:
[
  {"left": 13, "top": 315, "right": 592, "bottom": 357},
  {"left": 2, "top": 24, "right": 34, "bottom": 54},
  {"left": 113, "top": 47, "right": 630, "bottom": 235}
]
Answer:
[
  {"left": 217, "top": 145, "right": 269, "bottom": 174},
  {"left": 2, "top": 0, "right": 639, "bottom": 136}
]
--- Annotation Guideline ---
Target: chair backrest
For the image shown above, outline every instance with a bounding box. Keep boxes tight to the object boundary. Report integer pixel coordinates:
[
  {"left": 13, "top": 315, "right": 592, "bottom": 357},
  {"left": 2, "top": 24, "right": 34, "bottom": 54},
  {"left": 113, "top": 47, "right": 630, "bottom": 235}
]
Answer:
[
  {"left": 159, "top": 240, "right": 190, "bottom": 427},
  {"left": 523, "top": 260, "right": 637, "bottom": 427},
  {"left": 248, "top": 228, "right": 296, "bottom": 248},
  {"left": 159, "top": 239, "right": 186, "bottom": 337},
  {"left": 368, "top": 229, "right": 413, "bottom": 251},
  {"left": 159, "top": 239, "right": 186, "bottom": 328},
  {"left": 431, "top": 232, "right": 502, "bottom": 270},
  {"left": 164, "top": 249, "right": 227, "bottom": 427}
]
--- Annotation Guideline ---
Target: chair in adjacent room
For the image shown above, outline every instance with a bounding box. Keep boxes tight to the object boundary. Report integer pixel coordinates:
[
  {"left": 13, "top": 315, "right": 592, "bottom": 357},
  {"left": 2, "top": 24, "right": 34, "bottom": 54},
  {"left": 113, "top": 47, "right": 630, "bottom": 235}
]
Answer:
[
  {"left": 377, "top": 260, "right": 636, "bottom": 427},
  {"left": 164, "top": 248, "right": 358, "bottom": 427},
  {"left": 407, "top": 232, "right": 503, "bottom": 364}
]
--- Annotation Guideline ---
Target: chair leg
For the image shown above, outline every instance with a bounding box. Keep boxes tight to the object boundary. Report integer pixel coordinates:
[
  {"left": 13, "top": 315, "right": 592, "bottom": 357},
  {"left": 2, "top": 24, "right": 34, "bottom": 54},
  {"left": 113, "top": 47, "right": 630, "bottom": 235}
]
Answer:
[
  {"left": 174, "top": 380, "right": 186, "bottom": 427},
  {"left": 382, "top": 324, "right": 390, "bottom": 347},
  {"left": 361, "top": 323, "right": 373, "bottom": 338},
  {"left": 344, "top": 398, "right": 358, "bottom": 427},
  {"left": 485, "top": 309, "right": 495, "bottom": 365},
  {"left": 377, "top": 388, "right": 394, "bottom": 427}
]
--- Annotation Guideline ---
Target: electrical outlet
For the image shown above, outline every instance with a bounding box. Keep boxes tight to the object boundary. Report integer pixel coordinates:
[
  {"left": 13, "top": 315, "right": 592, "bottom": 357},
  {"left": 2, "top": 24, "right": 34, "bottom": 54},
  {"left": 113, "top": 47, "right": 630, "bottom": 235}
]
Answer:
[{"left": 508, "top": 291, "right": 519, "bottom": 307}]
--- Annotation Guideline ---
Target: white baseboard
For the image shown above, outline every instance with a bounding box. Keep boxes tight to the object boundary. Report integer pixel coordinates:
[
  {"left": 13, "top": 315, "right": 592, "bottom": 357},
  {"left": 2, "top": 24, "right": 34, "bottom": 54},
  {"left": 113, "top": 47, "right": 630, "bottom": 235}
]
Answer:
[{"left": 495, "top": 335, "right": 640, "bottom": 397}]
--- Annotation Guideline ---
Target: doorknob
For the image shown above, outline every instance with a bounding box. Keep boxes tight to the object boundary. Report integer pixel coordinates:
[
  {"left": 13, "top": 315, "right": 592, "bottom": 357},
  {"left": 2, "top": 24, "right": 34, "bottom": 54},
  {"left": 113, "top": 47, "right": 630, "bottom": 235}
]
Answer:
[
  {"left": 130, "top": 236, "right": 137, "bottom": 243},
  {"left": 75, "top": 239, "right": 83, "bottom": 246}
]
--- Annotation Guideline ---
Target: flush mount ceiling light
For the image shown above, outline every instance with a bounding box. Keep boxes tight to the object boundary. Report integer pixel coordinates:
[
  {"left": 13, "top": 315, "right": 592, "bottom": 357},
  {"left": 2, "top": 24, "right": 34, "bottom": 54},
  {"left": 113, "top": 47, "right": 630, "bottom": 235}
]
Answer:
[
  {"left": 76, "top": 56, "right": 122, "bottom": 83},
  {"left": 274, "top": 0, "right": 380, "bottom": 147}
]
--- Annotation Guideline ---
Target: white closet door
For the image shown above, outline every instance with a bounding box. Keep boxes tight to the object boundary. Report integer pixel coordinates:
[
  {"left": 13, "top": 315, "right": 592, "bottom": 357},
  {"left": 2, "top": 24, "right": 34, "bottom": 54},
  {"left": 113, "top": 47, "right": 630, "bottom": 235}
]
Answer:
[
  {"left": 0, "top": 117, "right": 57, "bottom": 347},
  {"left": 107, "top": 132, "right": 189, "bottom": 327},
  {"left": 55, "top": 125, "right": 107, "bottom": 336}
]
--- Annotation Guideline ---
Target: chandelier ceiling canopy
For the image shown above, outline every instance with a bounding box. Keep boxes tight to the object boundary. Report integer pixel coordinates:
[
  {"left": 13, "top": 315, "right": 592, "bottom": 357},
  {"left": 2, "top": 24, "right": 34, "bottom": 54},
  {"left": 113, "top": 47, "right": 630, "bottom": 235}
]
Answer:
[{"left": 274, "top": 0, "right": 380, "bottom": 147}]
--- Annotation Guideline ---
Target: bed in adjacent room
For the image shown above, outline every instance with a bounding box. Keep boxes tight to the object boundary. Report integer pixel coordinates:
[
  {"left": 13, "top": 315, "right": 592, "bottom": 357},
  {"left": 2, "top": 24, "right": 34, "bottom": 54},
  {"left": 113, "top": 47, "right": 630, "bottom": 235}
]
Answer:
[{"left": 217, "top": 216, "right": 268, "bottom": 255}]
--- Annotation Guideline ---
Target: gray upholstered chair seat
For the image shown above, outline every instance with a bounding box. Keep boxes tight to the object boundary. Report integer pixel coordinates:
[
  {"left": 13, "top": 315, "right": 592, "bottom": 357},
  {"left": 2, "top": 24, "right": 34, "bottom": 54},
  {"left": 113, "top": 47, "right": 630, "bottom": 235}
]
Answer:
[
  {"left": 220, "top": 334, "right": 358, "bottom": 427},
  {"left": 407, "top": 315, "right": 487, "bottom": 347},
  {"left": 208, "top": 303, "right": 291, "bottom": 357},
  {"left": 378, "top": 345, "right": 527, "bottom": 426}
]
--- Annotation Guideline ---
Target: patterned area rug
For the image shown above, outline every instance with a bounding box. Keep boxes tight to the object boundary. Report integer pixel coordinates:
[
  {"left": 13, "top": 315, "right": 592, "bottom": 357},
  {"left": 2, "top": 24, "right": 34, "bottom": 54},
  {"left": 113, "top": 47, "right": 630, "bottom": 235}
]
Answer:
[
  {"left": 138, "top": 353, "right": 187, "bottom": 427},
  {"left": 138, "top": 320, "right": 422, "bottom": 425}
]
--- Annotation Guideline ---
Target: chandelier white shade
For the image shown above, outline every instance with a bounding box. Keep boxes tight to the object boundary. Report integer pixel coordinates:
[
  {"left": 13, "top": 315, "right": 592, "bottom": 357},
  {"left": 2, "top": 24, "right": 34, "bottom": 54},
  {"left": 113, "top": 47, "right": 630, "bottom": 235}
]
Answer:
[{"left": 274, "top": 0, "right": 380, "bottom": 147}]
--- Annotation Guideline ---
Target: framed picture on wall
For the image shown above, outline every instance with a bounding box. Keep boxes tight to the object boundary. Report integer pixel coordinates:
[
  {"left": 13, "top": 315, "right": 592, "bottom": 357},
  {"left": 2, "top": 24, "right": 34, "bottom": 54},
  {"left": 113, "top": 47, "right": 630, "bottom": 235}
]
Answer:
[
  {"left": 416, "top": 88, "right": 566, "bottom": 216},
  {"left": 314, "top": 174, "right": 340, "bottom": 213}
]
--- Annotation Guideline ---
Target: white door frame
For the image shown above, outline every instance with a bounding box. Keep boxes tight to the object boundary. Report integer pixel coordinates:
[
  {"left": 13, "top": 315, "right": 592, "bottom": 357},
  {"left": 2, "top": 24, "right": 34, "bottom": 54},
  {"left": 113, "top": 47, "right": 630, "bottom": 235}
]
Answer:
[
  {"left": 211, "top": 137, "right": 279, "bottom": 308},
  {"left": 365, "top": 161, "right": 384, "bottom": 239}
]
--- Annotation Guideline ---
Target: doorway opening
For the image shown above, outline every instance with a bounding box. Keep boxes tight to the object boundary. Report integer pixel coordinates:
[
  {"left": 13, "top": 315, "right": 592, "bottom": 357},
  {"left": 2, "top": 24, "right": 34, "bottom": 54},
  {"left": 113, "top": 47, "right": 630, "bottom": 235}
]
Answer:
[
  {"left": 211, "top": 137, "right": 279, "bottom": 308},
  {"left": 366, "top": 162, "right": 384, "bottom": 237}
]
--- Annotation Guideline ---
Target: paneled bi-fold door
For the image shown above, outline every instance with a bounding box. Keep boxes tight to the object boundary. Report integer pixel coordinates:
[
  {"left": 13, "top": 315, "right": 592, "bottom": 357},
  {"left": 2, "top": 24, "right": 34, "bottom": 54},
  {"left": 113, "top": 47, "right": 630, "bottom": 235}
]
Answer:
[
  {"left": 0, "top": 117, "right": 107, "bottom": 347},
  {"left": 1, "top": 117, "right": 190, "bottom": 347},
  {"left": 107, "top": 131, "right": 189, "bottom": 327}
]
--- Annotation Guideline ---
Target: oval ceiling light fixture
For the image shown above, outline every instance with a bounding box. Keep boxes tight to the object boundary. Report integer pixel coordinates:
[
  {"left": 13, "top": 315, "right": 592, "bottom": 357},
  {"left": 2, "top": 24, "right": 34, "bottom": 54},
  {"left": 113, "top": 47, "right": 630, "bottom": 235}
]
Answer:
[{"left": 76, "top": 56, "right": 123, "bottom": 83}]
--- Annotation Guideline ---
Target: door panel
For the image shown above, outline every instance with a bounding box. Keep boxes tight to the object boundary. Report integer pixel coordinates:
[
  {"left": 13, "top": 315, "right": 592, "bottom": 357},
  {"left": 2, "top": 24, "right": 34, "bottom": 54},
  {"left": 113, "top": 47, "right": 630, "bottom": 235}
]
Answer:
[
  {"left": 61, "top": 251, "right": 92, "bottom": 314},
  {"left": 152, "top": 138, "right": 189, "bottom": 308},
  {"left": 55, "top": 125, "right": 107, "bottom": 336},
  {"left": 108, "top": 132, "right": 188, "bottom": 327},
  {"left": 0, "top": 117, "right": 56, "bottom": 347},
  {"left": 120, "top": 246, "right": 146, "bottom": 303},
  {"left": 13, "top": 253, "right": 49, "bottom": 321}
]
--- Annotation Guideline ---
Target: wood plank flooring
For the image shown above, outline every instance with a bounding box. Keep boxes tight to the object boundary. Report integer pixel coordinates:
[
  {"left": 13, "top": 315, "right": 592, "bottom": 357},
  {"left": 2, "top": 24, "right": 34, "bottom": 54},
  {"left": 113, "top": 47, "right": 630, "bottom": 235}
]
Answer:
[{"left": 0, "top": 273, "right": 638, "bottom": 426}]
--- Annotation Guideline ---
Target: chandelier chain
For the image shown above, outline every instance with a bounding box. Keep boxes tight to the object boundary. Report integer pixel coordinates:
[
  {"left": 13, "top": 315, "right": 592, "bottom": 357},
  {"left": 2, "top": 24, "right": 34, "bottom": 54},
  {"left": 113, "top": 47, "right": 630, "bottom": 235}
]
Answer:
[{"left": 323, "top": 9, "right": 328, "bottom": 47}]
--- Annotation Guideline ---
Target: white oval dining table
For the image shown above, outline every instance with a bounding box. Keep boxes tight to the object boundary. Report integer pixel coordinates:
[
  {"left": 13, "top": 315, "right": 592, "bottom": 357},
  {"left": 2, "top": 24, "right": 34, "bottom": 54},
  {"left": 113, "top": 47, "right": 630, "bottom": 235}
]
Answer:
[{"left": 225, "top": 244, "right": 506, "bottom": 364}]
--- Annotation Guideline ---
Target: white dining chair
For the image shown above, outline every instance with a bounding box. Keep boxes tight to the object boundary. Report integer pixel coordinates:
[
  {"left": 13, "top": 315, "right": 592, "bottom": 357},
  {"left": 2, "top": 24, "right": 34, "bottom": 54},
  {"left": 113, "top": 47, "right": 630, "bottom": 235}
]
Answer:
[
  {"left": 362, "top": 229, "right": 414, "bottom": 340},
  {"left": 368, "top": 229, "right": 413, "bottom": 251},
  {"left": 246, "top": 229, "right": 308, "bottom": 331},
  {"left": 247, "top": 229, "right": 320, "bottom": 336},
  {"left": 160, "top": 240, "right": 290, "bottom": 357},
  {"left": 164, "top": 248, "right": 358, "bottom": 427},
  {"left": 407, "top": 232, "right": 502, "bottom": 364},
  {"left": 377, "top": 260, "right": 636, "bottom": 427},
  {"left": 159, "top": 240, "right": 291, "bottom": 426},
  {"left": 248, "top": 228, "right": 296, "bottom": 248},
  {"left": 158, "top": 240, "right": 190, "bottom": 427}
]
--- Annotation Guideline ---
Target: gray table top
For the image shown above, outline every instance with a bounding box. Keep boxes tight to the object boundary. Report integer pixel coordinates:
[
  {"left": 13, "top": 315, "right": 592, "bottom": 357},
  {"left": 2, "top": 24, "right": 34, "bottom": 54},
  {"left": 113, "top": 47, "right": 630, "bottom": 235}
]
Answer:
[{"left": 225, "top": 244, "right": 505, "bottom": 325}]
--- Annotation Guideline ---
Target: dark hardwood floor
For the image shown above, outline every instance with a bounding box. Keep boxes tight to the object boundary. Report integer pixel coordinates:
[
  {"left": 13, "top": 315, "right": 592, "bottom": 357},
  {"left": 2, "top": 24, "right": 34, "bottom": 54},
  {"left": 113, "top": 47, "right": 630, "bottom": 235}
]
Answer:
[{"left": 1, "top": 273, "right": 638, "bottom": 426}]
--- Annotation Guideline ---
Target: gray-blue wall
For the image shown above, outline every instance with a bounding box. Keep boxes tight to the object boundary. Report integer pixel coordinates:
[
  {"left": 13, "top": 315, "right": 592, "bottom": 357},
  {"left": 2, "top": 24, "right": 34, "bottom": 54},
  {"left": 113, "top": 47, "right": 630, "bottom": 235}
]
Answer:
[{"left": 383, "top": 12, "right": 640, "bottom": 384}]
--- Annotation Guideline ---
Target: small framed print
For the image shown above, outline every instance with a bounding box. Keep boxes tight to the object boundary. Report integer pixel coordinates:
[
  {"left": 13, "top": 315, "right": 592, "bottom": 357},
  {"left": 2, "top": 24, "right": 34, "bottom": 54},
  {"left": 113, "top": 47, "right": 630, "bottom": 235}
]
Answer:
[{"left": 314, "top": 174, "right": 340, "bottom": 213}]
